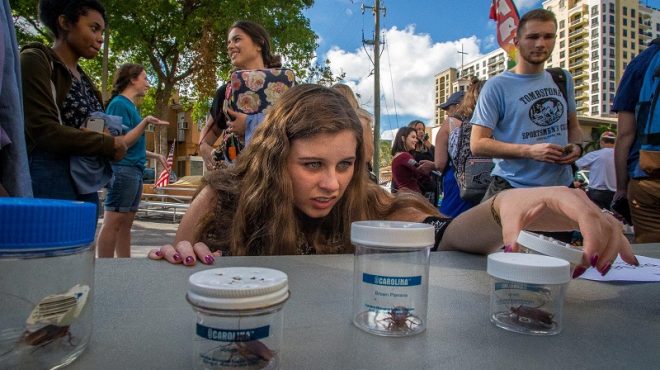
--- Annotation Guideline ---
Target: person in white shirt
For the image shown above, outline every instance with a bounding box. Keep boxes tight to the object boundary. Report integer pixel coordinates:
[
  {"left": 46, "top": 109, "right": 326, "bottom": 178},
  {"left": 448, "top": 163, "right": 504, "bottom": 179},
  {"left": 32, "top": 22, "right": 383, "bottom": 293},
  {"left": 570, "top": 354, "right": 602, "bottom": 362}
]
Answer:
[{"left": 575, "top": 131, "right": 616, "bottom": 209}]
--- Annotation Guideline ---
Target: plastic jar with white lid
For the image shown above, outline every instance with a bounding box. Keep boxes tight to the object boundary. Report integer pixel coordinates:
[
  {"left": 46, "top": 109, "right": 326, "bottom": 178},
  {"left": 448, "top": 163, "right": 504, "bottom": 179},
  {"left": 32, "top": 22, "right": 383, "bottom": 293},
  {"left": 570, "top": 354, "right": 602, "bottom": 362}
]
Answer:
[
  {"left": 0, "top": 198, "right": 97, "bottom": 370},
  {"left": 187, "top": 267, "right": 290, "bottom": 369},
  {"left": 351, "top": 221, "right": 434, "bottom": 337},
  {"left": 487, "top": 252, "right": 570, "bottom": 335},
  {"left": 517, "top": 230, "right": 583, "bottom": 275}
]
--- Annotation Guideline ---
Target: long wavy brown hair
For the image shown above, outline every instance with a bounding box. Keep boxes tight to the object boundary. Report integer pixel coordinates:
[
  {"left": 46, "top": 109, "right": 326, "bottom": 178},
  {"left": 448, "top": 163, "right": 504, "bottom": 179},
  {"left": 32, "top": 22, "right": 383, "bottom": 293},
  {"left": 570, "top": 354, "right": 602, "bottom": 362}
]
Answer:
[
  {"left": 453, "top": 77, "right": 485, "bottom": 120},
  {"left": 198, "top": 84, "right": 439, "bottom": 256}
]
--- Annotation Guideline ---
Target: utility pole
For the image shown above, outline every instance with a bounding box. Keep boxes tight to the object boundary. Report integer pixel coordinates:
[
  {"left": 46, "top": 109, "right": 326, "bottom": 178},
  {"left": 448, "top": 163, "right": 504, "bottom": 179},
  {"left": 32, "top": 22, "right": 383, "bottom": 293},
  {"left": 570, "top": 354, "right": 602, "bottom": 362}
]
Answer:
[
  {"left": 362, "top": 0, "right": 385, "bottom": 182},
  {"left": 457, "top": 44, "right": 467, "bottom": 78}
]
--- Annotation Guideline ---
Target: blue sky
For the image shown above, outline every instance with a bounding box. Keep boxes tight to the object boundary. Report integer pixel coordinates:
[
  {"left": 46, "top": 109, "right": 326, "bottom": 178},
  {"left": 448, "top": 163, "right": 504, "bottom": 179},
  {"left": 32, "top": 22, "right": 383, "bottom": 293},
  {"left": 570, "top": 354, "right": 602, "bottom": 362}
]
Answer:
[{"left": 303, "top": 0, "right": 660, "bottom": 135}]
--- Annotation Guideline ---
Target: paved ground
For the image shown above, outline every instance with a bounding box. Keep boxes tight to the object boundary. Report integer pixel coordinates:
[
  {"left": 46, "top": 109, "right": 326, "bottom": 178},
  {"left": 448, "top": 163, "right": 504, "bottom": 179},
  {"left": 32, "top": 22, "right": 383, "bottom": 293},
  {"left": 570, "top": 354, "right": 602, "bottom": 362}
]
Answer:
[{"left": 95, "top": 214, "right": 179, "bottom": 258}]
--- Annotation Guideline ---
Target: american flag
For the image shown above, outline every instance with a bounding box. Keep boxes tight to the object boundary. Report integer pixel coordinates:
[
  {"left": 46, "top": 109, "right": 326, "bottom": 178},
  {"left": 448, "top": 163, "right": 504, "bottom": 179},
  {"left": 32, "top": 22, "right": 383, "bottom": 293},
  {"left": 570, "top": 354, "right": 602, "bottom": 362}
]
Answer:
[{"left": 155, "top": 142, "right": 175, "bottom": 188}]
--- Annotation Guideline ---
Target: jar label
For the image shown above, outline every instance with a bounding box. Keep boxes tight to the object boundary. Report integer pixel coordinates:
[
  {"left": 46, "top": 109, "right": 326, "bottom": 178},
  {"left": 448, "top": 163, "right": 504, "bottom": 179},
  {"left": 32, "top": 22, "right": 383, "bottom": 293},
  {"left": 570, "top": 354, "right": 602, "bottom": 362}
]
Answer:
[
  {"left": 362, "top": 273, "right": 422, "bottom": 287},
  {"left": 196, "top": 324, "right": 270, "bottom": 342},
  {"left": 493, "top": 282, "right": 552, "bottom": 307}
]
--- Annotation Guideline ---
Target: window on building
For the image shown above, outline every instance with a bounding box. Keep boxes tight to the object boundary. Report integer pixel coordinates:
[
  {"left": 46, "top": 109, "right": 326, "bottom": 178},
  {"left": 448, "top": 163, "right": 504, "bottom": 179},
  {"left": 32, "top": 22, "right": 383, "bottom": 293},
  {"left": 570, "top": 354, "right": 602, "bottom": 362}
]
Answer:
[
  {"left": 602, "top": 81, "right": 607, "bottom": 89},
  {"left": 591, "top": 50, "right": 598, "bottom": 58},
  {"left": 623, "top": 39, "right": 627, "bottom": 48},
  {"left": 560, "top": 51, "right": 566, "bottom": 58},
  {"left": 623, "top": 62, "right": 628, "bottom": 69},
  {"left": 623, "top": 6, "right": 627, "bottom": 16},
  {"left": 592, "top": 83, "right": 599, "bottom": 92},
  {"left": 612, "top": 15, "right": 616, "bottom": 24},
  {"left": 560, "top": 30, "right": 565, "bottom": 38},
  {"left": 609, "top": 3, "right": 614, "bottom": 13},
  {"left": 592, "top": 5, "right": 598, "bottom": 15},
  {"left": 560, "top": 40, "right": 565, "bottom": 48},
  {"left": 560, "top": 20, "right": 565, "bottom": 29},
  {"left": 632, "top": 20, "right": 635, "bottom": 28},
  {"left": 610, "top": 60, "right": 615, "bottom": 68},
  {"left": 594, "top": 73, "right": 601, "bottom": 82},
  {"left": 632, "top": 42, "right": 636, "bottom": 50},
  {"left": 622, "top": 18, "right": 627, "bottom": 26},
  {"left": 592, "top": 107, "right": 599, "bottom": 114},
  {"left": 632, "top": 9, "right": 635, "bottom": 18},
  {"left": 603, "top": 104, "right": 609, "bottom": 112},
  {"left": 610, "top": 25, "right": 614, "bottom": 33},
  {"left": 609, "top": 49, "right": 615, "bottom": 58},
  {"left": 602, "top": 70, "right": 607, "bottom": 78},
  {"left": 560, "top": 61, "right": 565, "bottom": 68},
  {"left": 610, "top": 71, "right": 615, "bottom": 80},
  {"left": 632, "top": 31, "right": 635, "bottom": 38},
  {"left": 623, "top": 51, "right": 628, "bottom": 59},
  {"left": 623, "top": 29, "right": 627, "bottom": 37},
  {"left": 592, "top": 28, "right": 598, "bottom": 37},
  {"left": 592, "top": 61, "right": 599, "bottom": 69},
  {"left": 602, "top": 14, "right": 606, "bottom": 22},
  {"left": 610, "top": 82, "right": 615, "bottom": 90}
]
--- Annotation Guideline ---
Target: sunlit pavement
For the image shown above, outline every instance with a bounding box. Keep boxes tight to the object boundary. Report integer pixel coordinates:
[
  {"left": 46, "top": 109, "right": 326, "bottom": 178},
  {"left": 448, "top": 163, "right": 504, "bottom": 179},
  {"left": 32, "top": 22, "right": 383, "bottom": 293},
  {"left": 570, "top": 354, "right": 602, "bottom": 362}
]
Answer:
[{"left": 95, "top": 215, "right": 179, "bottom": 258}]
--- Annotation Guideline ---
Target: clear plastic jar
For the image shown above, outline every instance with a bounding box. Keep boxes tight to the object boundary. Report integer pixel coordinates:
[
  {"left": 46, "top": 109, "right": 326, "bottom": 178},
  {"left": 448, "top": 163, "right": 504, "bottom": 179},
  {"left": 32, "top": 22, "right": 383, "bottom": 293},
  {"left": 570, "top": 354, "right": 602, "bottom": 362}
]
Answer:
[
  {"left": 351, "top": 221, "right": 434, "bottom": 337},
  {"left": 517, "top": 230, "right": 583, "bottom": 275},
  {"left": 0, "top": 198, "right": 97, "bottom": 369},
  {"left": 187, "top": 267, "right": 290, "bottom": 369},
  {"left": 487, "top": 252, "right": 570, "bottom": 335}
]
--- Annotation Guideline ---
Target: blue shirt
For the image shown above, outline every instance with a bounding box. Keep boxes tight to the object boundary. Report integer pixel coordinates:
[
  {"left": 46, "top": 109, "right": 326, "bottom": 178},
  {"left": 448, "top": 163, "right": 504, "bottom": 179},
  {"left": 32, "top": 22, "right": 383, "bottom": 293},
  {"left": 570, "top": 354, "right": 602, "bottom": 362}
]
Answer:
[
  {"left": 611, "top": 41, "right": 660, "bottom": 179},
  {"left": 106, "top": 95, "right": 146, "bottom": 170},
  {"left": 472, "top": 70, "right": 576, "bottom": 188}
]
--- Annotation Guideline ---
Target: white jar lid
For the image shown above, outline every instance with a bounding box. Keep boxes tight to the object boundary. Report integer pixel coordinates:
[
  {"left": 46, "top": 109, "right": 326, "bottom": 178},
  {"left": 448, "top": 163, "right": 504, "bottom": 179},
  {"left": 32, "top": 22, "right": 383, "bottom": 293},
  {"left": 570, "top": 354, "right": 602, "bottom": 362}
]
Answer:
[
  {"left": 517, "top": 230, "right": 583, "bottom": 265},
  {"left": 351, "top": 221, "right": 434, "bottom": 249},
  {"left": 187, "top": 267, "right": 289, "bottom": 310},
  {"left": 487, "top": 252, "right": 570, "bottom": 285}
]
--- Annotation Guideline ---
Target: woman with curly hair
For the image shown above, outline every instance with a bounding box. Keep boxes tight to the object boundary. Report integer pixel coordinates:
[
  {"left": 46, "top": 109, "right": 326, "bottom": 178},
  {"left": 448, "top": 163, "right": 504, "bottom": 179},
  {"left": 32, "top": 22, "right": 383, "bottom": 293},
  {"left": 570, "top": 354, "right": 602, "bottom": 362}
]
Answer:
[{"left": 149, "top": 84, "right": 635, "bottom": 280}]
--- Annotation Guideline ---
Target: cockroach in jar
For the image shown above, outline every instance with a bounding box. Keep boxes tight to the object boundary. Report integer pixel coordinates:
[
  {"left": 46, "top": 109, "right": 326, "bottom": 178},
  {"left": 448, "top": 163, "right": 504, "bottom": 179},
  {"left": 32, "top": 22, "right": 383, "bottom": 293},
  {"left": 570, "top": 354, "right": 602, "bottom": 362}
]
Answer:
[
  {"left": 229, "top": 336, "right": 274, "bottom": 365},
  {"left": 509, "top": 305, "right": 554, "bottom": 329},
  {"left": 380, "top": 306, "right": 419, "bottom": 332}
]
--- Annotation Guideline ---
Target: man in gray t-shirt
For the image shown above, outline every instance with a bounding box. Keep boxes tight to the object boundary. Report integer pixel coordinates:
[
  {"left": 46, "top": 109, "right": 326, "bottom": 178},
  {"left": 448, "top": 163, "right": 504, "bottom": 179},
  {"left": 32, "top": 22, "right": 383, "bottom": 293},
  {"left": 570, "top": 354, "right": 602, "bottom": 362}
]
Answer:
[{"left": 471, "top": 9, "right": 583, "bottom": 199}]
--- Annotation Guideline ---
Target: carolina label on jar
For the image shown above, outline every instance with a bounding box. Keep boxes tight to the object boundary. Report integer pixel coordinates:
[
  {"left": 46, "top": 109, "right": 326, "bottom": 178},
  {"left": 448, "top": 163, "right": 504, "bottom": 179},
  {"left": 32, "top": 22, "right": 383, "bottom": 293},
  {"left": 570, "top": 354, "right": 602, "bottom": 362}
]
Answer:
[
  {"left": 196, "top": 324, "right": 270, "bottom": 342},
  {"left": 361, "top": 273, "right": 421, "bottom": 311}
]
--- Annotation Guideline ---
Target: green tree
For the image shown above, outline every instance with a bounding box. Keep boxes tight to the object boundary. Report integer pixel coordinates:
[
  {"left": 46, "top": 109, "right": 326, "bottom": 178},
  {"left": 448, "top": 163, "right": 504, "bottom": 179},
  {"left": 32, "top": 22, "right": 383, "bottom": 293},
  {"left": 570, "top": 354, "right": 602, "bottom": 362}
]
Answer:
[
  {"left": 302, "top": 58, "right": 346, "bottom": 86},
  {"left": 379, "top": 139, "right": 392, "bottom": 168}
]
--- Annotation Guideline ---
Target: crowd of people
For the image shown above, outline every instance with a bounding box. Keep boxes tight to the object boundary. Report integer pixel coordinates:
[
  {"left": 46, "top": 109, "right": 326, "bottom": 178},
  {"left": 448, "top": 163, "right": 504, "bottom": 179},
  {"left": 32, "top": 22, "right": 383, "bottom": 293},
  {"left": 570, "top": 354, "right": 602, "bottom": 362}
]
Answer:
[{"left": 0, "top": 1, "right": 654, "bottom": 272}]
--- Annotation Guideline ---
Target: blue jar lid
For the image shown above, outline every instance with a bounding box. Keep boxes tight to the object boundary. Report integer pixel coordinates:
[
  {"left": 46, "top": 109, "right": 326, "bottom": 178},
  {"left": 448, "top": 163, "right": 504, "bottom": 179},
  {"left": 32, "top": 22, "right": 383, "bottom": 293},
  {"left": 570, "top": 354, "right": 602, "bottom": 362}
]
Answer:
[{"left": 0, "top": 198, "right": 96, "bottom": 252}]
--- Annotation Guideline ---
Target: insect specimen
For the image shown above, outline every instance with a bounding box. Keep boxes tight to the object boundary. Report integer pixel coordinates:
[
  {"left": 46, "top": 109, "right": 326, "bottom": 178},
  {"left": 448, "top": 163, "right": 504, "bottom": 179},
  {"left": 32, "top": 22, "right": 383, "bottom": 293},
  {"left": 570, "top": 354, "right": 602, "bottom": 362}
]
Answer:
[
  {"left": 509, "top": 305, "right": 554, "bottom": 329},
  {"left": 379, "top": 306, "right": 419, "bottom": 332}
]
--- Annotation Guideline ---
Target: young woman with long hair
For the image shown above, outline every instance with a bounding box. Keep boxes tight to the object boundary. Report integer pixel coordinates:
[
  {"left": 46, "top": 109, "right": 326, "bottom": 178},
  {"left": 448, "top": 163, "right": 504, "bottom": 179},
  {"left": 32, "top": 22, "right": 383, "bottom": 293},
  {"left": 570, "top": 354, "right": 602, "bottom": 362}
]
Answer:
[
  {"left": 148, "top": 84, "right": 635, "bottom": 280},
  {"left": 96, "top": 64, "right": 168, "bottom": 258},
  {"left": 21, "top": 0, "right": 128, "bottom": 203},
  {"left": 198, "top": 20, "right": 283, "bottom": 170},
  {"left": 391, "top": 126, "right": 432, "bottom": 194}
]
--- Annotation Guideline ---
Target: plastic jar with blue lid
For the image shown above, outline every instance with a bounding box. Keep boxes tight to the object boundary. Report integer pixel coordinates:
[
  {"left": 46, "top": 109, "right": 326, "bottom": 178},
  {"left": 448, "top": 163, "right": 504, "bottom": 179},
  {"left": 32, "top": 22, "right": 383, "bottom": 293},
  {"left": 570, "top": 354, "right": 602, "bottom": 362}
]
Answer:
[{"left": 0, "top": 198, "right": 97, "bottom": 369}]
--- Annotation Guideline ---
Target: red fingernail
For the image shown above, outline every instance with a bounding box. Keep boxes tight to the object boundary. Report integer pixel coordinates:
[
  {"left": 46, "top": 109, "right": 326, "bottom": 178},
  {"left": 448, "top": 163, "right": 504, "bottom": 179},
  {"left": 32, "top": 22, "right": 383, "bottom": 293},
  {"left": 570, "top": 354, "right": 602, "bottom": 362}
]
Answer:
[
  {"left": 155, "top": 250, "right": 162, "bottom": 257},
  {"left": 185, "top": 256, "right": 194, "bottom": 265},
  {"left": 173, "top": 253, "right": 181, "bottom": 262},
  {"left": 590, "top": 254, "right": 599, "bottom": 268},
  {"left": 572, "top": 266, "right": 587, "bottom": 279},
  {"left": 204, "top": 255, "right": 215, "bottom": 264},
  {"left": 633, "top": 256, "right": 640, "bottom": 267},
  {"left": 504, "top": 245, "right": 512, "bottom": 253},
  {"left": 600, "top": 263, "right": 612, "bottom": 276}
]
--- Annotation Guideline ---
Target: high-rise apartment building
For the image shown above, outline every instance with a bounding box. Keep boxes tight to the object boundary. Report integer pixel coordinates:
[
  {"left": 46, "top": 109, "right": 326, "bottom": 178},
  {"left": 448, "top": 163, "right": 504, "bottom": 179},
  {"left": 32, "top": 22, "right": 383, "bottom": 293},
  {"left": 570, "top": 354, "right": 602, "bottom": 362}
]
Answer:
[
  {"left": 544, "top": 0, "right": 660, "bottom": 117},
  {"left": 434, "top": 49, "right": 510, "bottom": 126}
]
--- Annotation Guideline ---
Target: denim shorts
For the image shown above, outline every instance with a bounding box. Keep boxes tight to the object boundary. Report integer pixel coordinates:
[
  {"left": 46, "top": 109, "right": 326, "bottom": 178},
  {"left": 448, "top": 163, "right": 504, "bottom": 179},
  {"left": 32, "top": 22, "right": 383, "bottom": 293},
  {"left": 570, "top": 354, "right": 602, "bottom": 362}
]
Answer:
[{"left": 104, "top": 165, "right": 144, "bottom": 212}]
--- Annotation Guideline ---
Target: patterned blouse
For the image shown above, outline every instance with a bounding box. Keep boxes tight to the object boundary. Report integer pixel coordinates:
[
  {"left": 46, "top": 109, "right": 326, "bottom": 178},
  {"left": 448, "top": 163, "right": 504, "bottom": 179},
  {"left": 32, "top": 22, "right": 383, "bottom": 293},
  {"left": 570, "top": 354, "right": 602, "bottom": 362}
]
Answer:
[{"left": 61, "top": 74, "right": 103, "bottom": 128}]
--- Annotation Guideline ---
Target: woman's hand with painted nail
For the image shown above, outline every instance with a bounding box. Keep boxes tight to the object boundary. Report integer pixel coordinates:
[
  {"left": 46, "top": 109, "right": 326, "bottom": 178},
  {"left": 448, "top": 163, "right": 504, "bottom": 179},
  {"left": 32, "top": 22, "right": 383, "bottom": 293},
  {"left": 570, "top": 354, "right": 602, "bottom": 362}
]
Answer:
[{"left": 148, "top": 240, "right": 222, "bottom": 266}]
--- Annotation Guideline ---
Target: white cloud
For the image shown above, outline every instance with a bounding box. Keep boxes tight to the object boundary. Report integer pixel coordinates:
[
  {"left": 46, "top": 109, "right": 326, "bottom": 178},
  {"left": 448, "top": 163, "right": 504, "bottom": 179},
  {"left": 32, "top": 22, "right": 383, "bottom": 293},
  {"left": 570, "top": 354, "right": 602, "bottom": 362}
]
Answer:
[{"left": 325, "top": 25, "right": 482, "bottom": 121}]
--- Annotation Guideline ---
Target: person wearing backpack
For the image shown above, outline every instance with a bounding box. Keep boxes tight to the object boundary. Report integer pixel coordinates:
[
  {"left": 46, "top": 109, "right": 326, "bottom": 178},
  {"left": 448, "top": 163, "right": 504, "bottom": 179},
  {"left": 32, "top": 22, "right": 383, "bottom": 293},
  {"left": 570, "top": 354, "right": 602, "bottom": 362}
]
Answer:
[
  {"left": 435, "top": 83, "right": 483, "bottom": 217},
  {"left": 470, "top": 9, "right": 583, "bottom": 200},
  {"left": 611, "top": 38, "right": 660, "bottom": 243}
]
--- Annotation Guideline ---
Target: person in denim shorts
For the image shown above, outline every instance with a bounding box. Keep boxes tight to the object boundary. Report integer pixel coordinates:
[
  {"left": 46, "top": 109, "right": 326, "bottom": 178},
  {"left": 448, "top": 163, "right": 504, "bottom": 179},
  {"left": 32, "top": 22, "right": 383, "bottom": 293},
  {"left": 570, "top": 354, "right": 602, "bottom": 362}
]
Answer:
[{"left": 97, "top": 64, "right": 168, "bottom": 257}]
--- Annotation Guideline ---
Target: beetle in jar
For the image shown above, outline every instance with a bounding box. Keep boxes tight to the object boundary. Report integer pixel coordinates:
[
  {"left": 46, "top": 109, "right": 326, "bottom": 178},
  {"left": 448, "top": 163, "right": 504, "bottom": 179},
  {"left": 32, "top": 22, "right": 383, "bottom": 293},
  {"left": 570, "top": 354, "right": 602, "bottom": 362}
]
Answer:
[
  {"left": 379, "top": 306, "right": 419, "bottom": 332},
  {"left": 509, "top": 305, "right": 554, "bottom": 328}
]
